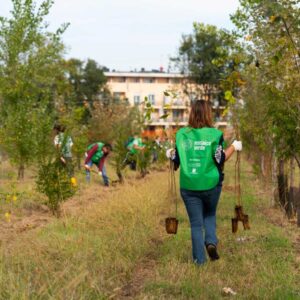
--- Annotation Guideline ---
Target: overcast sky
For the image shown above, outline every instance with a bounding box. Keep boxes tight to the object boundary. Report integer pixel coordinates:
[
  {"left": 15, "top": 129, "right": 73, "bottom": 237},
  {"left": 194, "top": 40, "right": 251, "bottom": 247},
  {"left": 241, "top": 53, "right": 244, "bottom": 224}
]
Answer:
[{"left": 2, "top": 0, "right": 240, "bottom": 71}]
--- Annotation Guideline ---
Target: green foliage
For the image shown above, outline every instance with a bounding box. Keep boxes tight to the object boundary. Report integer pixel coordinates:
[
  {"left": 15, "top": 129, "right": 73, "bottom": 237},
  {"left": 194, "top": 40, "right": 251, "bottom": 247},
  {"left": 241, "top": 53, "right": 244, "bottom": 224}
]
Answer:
[
  {"left": 64, "top": 58, "right": 108, "bottom": 109},
  {"left": 57, "top": 106, "right": 89, "bottom": 169},
  {"left": 89, "top": 101, "right": 135, "bottom": 143},
  {"left": 92, "top": 100, "right": 140, "bottom": 179},
  {"left": 144, "top": 96, "right": 154, "bottom": 121},
  {"left": 136, "top": 142, "right": 152, "bottom": 177},
  {"left": 0, "top": 0, "right": 67, "bottom": 178},
  {"left": 172, "top": 23, "right": 238, "bottom": 100},
  {"left": 36, "top": 158, "right": 76, "bottom": 215},
  {"left": 231, "top": 0, "right": 300, "bottom": 164}
]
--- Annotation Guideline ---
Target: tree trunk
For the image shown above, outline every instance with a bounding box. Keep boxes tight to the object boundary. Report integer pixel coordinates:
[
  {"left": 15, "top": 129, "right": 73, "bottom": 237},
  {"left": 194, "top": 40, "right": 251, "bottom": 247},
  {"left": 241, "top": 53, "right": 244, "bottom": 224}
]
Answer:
[
  {"left": 116, "top": 169, "right": 124, "bottom": 183},
  {"left": 297, "top": 192, "right": 300, "bottom": 227},
  {"left": 76, "top": 155, "right": 81, "bottom": 170},
  {"left": 295, "top": 154, "right": 300, "bottom": 169},
  {"left": 287, "top": 158, "right": 295, "bottom": 219},
  {"left": 277, "top": 159, "right": 288, "bottom": 211},
  {"left": 297, "top": 206, "right": 300, "bottom": 227},
  {"left": 271, "top": 148, "right": 278, "bottom": 207},
  {"left": 18, "top": 163, "right": 25, "bottom": 180},
  {"left": 261, "top": 155, "right": 266, "bottom": 177},
  {"left": 298, "top": 170, "right": 300, "bottom": 227}
]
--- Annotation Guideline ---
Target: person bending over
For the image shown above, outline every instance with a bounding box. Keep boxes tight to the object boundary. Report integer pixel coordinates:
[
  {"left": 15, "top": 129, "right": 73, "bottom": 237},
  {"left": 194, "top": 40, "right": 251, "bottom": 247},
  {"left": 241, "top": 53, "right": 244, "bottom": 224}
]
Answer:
[{"left": 85, "top": 142, "right": 112, "bottom": 186}]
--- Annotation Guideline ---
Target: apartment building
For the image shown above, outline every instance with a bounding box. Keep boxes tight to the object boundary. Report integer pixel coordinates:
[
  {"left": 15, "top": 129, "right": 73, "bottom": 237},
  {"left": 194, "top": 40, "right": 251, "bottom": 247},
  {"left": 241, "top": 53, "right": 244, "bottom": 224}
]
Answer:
[{"left": 105, "top": 71, "right": 226, "bottom": 136}]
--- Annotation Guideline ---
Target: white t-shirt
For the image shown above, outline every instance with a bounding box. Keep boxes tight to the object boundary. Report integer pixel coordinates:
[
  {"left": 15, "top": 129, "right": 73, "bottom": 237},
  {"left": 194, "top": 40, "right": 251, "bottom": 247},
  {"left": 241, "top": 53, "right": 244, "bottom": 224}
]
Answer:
[{"left": 54, "top": 133, "right": 73, "bottom": 158}]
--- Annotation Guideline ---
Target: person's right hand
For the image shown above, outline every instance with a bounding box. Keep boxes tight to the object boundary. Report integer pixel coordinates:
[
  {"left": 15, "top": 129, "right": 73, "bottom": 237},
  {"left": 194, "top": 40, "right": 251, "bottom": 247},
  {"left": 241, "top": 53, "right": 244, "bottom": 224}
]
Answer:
[
  {"left": 84, "top": 164, "right": 91, "bottom": 171},
  {"left": 232, "top": 140, "right": 242, "bottom": 151},
  {"left": 166, "top": 148, "right": 175, "bottom": 159}
]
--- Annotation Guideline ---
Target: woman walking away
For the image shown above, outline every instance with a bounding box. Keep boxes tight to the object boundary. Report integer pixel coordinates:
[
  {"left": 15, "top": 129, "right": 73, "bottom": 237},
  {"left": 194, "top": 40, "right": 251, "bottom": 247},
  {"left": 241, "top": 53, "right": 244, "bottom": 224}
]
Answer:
[{"left": 166, "top": 100, "right": 242, "bottom": 265}]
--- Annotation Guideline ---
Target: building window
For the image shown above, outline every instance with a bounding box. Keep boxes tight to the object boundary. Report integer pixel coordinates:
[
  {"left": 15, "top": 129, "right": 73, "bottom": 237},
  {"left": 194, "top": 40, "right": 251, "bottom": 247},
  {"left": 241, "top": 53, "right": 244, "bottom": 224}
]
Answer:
[
  {"left": 169, "top": 78, "right": 180, "bottom": 84},
  {"left": 143, "top": 78, "right": 155, "bottom": 83},
  {"left": 113, "top": 77, "right": 126, "bottom": 83},
  {"left": 172, "top": 110, "right": 183, "bottom": 121},
  {"left": 148, "top": 94, "right": 155, "bottom": 105},
  {"left": 128, "top": 77, "right": 140, "bottom": 83},
  {"left": 164, "top": 96, "right": 171, "bottom": 105},
  {"left": 113, "top": 92, "right": 126, "bottom": 100},
  {"left": 157, "top": 78, "right": 168, "bottom": 84},
  {"left": 134, "top": 95, "right": 140, "bottom": 105}
]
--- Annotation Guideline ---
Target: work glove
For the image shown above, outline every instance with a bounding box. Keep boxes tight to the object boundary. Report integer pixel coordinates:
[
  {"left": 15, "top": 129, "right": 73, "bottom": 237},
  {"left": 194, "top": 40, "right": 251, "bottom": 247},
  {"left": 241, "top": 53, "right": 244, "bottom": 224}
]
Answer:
[
  {"left": 232, "top": 140, "right": 242, "bottom": 151},
  {"left": 98, "top": 171, "right": 102, "bottom": 176},
  {"left": 166, "top": 148, "right": 176, "bottom": 160}
]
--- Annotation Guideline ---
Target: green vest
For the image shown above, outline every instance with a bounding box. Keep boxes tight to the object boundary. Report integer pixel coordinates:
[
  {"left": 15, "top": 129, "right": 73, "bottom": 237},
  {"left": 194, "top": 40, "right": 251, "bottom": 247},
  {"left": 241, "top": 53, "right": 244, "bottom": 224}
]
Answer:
[
  {"left": 127, "top": 138, "right": 143, "bottom": 154},
  {"left": 176, "top": 127, "right": 223, "bottom": 191},
  {"left": 87, "top": 142, "right": 105, "bottom": 164}
]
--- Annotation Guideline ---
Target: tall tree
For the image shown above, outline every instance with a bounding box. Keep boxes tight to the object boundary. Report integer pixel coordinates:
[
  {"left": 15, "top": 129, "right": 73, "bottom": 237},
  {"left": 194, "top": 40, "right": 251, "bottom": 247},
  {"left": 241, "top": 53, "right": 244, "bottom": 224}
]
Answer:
[
  {"left": 65, "top": 58, "right": 108, "bottom": 107},
  {"left": 0, "top": 0, "right": 68, "bottom": 178},
  {"left": 172, "top": 23, "right": 235, "bottom": 101},
  {"left": 231, "top": 0, "right": 300, "bottom": 215}
]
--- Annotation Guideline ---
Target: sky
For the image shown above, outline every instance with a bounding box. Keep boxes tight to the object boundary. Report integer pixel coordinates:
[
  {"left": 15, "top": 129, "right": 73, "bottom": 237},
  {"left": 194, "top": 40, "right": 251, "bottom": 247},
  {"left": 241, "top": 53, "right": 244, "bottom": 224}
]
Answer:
[{"left": 1, "top": 0, "right": 240, "bottom": 71}]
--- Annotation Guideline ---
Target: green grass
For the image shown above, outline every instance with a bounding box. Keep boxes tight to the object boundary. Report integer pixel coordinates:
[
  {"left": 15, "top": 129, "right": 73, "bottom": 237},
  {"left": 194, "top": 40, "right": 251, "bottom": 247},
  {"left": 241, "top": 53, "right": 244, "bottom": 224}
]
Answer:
[{"left": 0, "top": 158, "right": 299, "bottom": 299}]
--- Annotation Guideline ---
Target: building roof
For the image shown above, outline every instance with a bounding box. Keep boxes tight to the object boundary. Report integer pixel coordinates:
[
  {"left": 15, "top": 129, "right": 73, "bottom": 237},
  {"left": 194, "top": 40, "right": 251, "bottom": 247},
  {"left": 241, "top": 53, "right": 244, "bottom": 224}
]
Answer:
[{"left": 104, "top": 72, "right": 185, "bottom": 78}]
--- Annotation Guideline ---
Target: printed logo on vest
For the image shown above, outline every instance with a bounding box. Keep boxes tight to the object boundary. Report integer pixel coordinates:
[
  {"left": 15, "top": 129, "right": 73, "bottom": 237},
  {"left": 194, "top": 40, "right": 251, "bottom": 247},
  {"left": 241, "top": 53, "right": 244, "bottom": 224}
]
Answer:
[
  {"left": 182, "top": 139, "right": 193, "bottom": 151},
  {"left": 194, "top": 140, "right": 211, "bottom": 151}
]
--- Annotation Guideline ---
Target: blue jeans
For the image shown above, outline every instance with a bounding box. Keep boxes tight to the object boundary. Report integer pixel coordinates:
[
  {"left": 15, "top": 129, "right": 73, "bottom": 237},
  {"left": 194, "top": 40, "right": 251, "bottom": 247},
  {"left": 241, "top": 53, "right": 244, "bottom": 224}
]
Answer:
[
  {"left": 86, "top": 161, "right": 109, "bottom": 186},
  {"left": 180, "top": 185, "right": 222, "bottom": 265}
]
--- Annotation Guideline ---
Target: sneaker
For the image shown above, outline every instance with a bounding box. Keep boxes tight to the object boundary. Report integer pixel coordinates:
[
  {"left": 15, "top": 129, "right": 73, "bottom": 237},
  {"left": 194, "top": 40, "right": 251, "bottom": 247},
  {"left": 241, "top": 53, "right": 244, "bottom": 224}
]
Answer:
[{"left": 206, "top": 244, "right": 220, "bottom": 261}]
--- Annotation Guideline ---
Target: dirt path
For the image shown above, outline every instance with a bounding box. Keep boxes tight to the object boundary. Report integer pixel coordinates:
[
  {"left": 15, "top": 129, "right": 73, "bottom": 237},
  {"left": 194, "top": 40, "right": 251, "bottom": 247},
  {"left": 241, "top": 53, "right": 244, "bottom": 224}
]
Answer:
[{"left": 113, "top": 238, "right": 163, "bottom": 299}]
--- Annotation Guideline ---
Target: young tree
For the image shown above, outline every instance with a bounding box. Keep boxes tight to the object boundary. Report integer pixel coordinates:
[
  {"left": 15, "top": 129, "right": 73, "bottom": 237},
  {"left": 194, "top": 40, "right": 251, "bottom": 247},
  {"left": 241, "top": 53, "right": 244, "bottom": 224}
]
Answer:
[{"left": 0, "top": 0, "right": 68, "bottom": 178}]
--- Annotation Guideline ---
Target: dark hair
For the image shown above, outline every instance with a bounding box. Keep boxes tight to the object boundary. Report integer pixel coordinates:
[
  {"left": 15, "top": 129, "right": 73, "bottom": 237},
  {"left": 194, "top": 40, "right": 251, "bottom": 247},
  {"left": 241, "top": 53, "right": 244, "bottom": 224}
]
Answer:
[
  {"left": 104, "top": 143, "right": 113, "bottom": 151},
  {"left": 53, "top": 124, "right": 61, "bottom": 131},
  {"left": 53, "top": 124, "right": 66, "bottom": 133},
  {"left": 188, "top": 100, "right": 213, "bottom": 128}
]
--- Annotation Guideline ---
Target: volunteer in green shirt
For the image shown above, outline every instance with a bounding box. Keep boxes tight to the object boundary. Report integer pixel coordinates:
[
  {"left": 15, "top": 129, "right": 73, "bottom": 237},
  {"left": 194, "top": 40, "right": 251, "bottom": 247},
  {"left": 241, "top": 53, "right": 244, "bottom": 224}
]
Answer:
[
  {"left": 126, "top": 134, "right": 145, "bottom": 170},
  {"left": 85, "top": 142, "right": 112, "bottom": 186},
  {"left": 166, "top": 100, "right": 242, "bottom": 265},
  {"left": 54, "top": 125, "right": 74, "bottom": 177}
]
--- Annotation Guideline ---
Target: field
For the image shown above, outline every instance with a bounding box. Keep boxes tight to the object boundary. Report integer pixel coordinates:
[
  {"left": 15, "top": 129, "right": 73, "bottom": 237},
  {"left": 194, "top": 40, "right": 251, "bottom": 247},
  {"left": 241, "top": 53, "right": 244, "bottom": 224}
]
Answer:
[{"left": 0, "top": 157, "right": 299, "bottom": 299}]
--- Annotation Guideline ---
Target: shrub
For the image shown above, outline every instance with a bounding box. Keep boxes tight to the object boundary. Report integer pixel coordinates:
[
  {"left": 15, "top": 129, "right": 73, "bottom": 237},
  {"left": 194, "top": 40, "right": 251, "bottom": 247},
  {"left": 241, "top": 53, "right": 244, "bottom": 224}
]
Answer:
[{"left": 36, "top": 158, "right": 76, "bottom": 216}]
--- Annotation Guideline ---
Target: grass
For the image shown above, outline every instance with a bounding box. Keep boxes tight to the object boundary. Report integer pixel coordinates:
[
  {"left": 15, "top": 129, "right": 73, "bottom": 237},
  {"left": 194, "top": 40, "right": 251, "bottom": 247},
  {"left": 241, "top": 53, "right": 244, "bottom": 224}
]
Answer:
[{"left": 0, "top": 157, "right": 299, "bottom": 299}]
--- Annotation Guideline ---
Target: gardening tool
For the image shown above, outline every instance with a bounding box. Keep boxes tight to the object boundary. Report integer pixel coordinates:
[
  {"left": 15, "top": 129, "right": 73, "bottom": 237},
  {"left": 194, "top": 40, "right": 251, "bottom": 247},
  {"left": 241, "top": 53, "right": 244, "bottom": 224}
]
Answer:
[
  {"left": 165, "top": 159, "right": 179, "bottom": 234},
  {"left": 232, "top": 128, "right": 250, "bottom": 233}
]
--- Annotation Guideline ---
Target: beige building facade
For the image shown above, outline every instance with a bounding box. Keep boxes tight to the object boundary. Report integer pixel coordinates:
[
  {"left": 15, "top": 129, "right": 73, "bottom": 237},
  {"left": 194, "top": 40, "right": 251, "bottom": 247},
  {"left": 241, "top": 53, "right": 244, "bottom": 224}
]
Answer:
[{"left": 105, "top": 71, "right": 226, "bottom": 136}]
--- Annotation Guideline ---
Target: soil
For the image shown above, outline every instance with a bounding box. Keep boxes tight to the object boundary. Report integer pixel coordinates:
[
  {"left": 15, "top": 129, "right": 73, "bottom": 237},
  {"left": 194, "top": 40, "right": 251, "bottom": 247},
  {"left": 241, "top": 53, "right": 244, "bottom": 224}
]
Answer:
[
  {"left": 115, "top": 238, "right": 163, "bottom": 299},
  {"left": 222, "top": 185, "right": 236, "bottom": 192},
  {"left": 0, "top": 208, "right": 52, "bottom": 244}
]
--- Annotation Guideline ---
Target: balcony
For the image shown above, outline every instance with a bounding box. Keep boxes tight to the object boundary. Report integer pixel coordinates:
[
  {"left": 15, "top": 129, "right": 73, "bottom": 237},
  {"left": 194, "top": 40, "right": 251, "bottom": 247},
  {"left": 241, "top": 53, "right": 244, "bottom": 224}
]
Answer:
[
  {"left": 163, "top": 98, "right": 188, "bottom": 109},
  {"left": 148, "top": 116, "right": 188, "bottom": 126}
]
